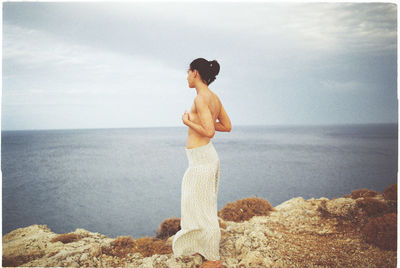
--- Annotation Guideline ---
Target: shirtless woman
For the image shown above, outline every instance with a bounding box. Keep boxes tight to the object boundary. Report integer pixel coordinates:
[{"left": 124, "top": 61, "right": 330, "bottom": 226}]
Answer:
[
  {"left": 183, "top": 60, "right": 232, "bottom": 149},
  {"left": 172, "top": 58, "right": 231, "bottom": 268}
]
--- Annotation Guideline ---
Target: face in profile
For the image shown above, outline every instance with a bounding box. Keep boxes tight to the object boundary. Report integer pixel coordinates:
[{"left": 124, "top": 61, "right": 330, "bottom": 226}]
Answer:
[{"left": 187, "top": 68, "right": 196, "bottom": 88}]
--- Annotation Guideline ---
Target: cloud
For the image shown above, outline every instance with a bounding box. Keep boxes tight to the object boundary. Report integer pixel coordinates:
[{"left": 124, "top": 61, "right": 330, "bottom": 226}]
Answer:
[
  {"left": 4, "top": 2, "right": 396, "bottom": 60},
  {"left": 2, "top": 2, "right": 397, "bottom": 129},
  {"left": 3, "top": 22, "right": 184, "bottom": 96},
  {"left": 275, "top": 3, "right": 397, "bottom": 54},
  {"left": 319, "top": 79, "right": 372, "bottom": 92},
  {"left": 3, "top": 24, "right": 89, "bottom": 67}
]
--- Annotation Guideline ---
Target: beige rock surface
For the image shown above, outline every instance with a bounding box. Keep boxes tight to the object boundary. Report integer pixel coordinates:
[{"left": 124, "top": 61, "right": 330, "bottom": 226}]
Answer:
[{"left": 3, "top": 194, "right": 397, "bottom": 267}]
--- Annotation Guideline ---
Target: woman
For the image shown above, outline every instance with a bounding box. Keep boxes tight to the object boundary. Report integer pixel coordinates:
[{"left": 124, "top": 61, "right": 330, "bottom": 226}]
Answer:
[{"left": 172, "top": 58, "right": 232, "bottom": 268}]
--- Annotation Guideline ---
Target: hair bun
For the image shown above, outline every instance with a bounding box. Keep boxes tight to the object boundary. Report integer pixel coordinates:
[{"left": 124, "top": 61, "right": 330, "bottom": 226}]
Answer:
[
  {"left": 189, "top": 58, "right": 220, "bottom": 86},
  {"left": 209, "top": 60, "right": 220, "bottom": 77}
]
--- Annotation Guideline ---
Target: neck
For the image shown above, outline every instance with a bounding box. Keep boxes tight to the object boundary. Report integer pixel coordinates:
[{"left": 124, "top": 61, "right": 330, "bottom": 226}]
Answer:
[{"left": 195, "top": 84, "right": 209, "bottom": 95}]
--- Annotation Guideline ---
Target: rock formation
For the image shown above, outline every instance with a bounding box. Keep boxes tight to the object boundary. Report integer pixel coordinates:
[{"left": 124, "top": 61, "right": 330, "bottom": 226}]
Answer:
[{"left": 3, "top": 184, "right": 397, "bottom": 267}]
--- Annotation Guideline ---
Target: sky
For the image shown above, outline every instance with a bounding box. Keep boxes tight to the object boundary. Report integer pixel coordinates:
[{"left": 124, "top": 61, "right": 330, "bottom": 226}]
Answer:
[{"left": 2, "top": 1, "right": 398, "bottom": 130}]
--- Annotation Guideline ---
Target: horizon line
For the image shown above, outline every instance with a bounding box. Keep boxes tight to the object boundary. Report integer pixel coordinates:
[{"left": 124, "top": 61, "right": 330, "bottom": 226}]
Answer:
[{"left": 1, "top": 122, "right": 397, "bottom": 132}]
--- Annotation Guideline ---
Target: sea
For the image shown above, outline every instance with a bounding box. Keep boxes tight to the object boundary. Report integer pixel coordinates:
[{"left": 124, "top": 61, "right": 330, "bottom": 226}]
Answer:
[{"left": 2, "top": 123, "right": 398, "bottom": 238}]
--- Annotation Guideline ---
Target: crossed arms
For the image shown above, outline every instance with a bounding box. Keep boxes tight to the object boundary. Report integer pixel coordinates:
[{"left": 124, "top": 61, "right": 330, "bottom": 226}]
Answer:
[{"left": 183, "top": 95, "right": 232, "bottom": 138}]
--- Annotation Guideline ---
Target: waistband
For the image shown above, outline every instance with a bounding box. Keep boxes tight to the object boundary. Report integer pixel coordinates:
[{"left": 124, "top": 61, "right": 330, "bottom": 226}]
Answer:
[{"left": 185, "top": 141, "right": 219, "bottom": 166}]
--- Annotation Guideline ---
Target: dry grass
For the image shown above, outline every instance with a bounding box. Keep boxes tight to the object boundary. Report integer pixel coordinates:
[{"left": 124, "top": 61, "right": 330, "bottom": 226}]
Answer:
[
  {"left": 356, "top": 197, "right": 389, "bottom": 217},
  {"left": 385, "top": 200, "right": 397, "bottom": 214},
  {"left": 2, "top": 252, "right": 46, "bottom": 267},
  {"left": 345, "top": 188, "right": 379, "bottom": 199},
  {"left": 133, "top": 237, "right": 172, "bottom": 257},
  {"left": 102, "top": 235, "right": 172, "bottom": 259},
  {"left": 218, "top": 196, "right": 276, "bottom": 222},
  {"left": 50, "top": 233, "right": 82, "bottom": 244},
  {"left": 318, "top": 185, "right": 398, "bottom": 253},
  {"left": 382, "top": 184, "right": 397, "bottom": 214},
  {"left": 361, "top": 213, "right": 397, "bottom": 251},
  {"left": 102, "top": 235, "right": 136, "bottom": 258}
]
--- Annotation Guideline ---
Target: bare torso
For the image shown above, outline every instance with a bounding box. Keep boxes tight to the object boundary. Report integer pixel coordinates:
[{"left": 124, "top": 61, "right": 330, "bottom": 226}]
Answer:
[{"left": 186, "top": 90, "right": 221, "bottom": 149}]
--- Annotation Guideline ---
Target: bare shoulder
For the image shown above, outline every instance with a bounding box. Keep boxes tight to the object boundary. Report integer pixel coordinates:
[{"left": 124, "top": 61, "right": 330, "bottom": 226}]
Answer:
[
  {"left": 194, "top": 94, "right": 208, "bottom": 109},
  {"left": 194, "top": 94, "right": 206, "bottom": 103},
  {"left": 194, "top": 91, "right": 221, "bottom": 110},
  {"left": 210, "top": 90, "right": 221, "bottom": 105}
]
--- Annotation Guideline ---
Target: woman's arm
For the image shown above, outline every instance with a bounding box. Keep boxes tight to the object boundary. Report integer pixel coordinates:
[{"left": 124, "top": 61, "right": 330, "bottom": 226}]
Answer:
[
  {"left": 216, "top": 101, "right": 232, "bottom": 132},
  {"left": 185, "top": 120, "right": 214, "bottom": 137},
  {"left": 183, "top": 96, "right": 215, "bottom": 138},
  {"left": 215, "top": 121, "right": 230, "bottom": 132}
]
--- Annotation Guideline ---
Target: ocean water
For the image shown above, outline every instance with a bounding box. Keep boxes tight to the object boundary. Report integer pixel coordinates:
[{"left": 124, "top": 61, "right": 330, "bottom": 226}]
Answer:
[{"left": 2, "top": 123, "right": 398, "bottom": 238}]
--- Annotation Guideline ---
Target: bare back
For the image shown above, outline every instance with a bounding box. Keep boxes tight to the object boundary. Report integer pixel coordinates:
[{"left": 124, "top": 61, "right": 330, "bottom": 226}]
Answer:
[{"left": 186, "top": 90, "right": 221, "bottom": 149}]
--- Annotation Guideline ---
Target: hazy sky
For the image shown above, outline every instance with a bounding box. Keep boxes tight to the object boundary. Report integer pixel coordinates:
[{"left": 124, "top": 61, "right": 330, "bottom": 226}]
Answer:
[{"left": 2, "top": 1, "right": 398, "bottom": 130}]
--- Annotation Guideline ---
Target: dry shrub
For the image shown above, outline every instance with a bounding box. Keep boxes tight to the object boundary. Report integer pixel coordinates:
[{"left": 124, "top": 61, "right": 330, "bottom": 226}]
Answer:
[
  {"left": 383, "top": 184, "right": 398, "bottom": 214},
  {"left": 106, "top": 236, "right": 136, "bottom": 258},
  {"left": 102, "top": 236, "right": 135, "bottom": 258},
  {"left": 155, "top": 217, "right": 181, "bottom": 239},
  {"left": 133, "top": 237, "right": 172, "bottom": 257},
  {"left": 218, "top": 196, "right": 276, "bottom": 222},
  {"left": 383, "top": 184, "right": 397, "bottom": 201},
  {"left": 349, "top": 188, "right": 378, "bottom": 199},
  {"left": 50, "top": 233, "right": 82, "bottom": 244},
  {"left": 155, "top": 216, "right": 226, "bottom": 240},
  {"left": 356, "top": 197, "right": 389, "bottom": 218},
  {"left": 361, "top": 213, "right": 397, "bottom": 251},
  {"left": 385, "top": 200, "right": 397, "bottom": 214},
  {"left": 103, "top": 235, "right": 172, "bottom": 258},
  {"left": 2, "top": 252, "right": 46, "bottom": 267}
]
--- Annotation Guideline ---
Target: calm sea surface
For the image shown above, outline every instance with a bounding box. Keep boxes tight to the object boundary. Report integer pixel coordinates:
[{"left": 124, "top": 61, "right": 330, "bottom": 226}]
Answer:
[{"left": 2, "top": 124, "right": 398, "bottom": 238}]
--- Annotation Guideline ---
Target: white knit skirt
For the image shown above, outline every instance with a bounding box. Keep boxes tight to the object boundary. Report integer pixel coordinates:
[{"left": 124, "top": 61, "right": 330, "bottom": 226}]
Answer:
[{"left": 172, "top": 140, "right": 221, "bottom": 261}]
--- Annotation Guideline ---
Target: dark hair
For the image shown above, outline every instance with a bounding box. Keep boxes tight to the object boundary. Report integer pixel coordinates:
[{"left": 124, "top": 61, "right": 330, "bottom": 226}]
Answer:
[{"left": 189, "top": 58, "right": 220, "bottom": 86}]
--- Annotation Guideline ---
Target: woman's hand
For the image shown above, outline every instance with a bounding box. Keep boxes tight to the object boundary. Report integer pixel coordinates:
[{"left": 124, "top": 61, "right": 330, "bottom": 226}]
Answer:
[{"left": 182, "top": 110, "right": 190, "bottom": 125}]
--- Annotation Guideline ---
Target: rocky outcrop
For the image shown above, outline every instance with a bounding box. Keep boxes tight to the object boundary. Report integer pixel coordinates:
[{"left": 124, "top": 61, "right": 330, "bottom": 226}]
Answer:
[{"left": 3, "top": 184, "right": 397, "bottom": 267}]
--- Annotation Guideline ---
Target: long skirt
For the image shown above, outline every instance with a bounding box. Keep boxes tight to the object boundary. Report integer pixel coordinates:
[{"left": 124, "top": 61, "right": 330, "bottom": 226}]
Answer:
[{"left": 172, "top": 140, "right": 221, "bottom": 261}]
